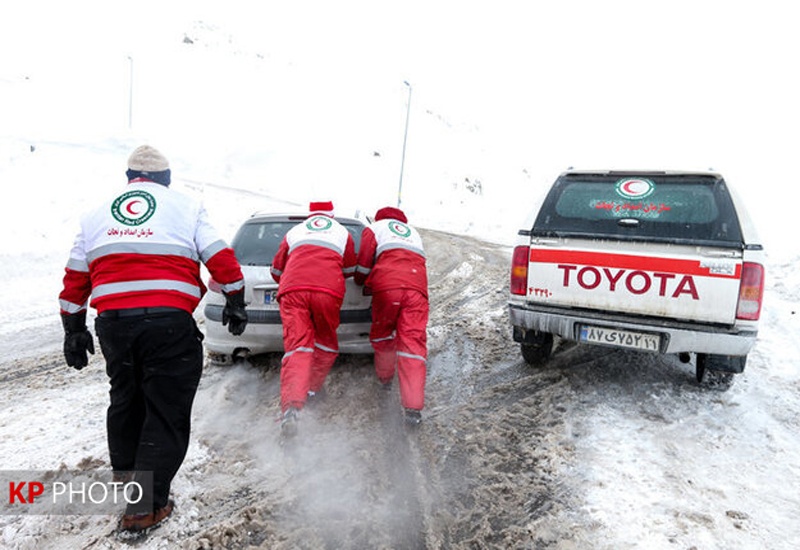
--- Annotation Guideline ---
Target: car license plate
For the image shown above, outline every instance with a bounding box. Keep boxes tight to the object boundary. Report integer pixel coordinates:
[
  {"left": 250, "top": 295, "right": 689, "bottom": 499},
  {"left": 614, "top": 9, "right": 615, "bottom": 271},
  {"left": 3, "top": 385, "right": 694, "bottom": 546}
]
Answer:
[
  {"left": 263, "top": 290, "right": 278, "bottom": 306},
  {"left": 579, "top": 325, "right": 660, "bottom": 352}
]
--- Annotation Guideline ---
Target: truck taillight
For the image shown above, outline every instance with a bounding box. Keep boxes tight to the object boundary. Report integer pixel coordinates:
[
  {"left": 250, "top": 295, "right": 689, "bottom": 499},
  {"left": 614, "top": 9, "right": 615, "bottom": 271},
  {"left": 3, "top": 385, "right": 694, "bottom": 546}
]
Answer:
[
  {"left": 510, "top": 246, "right": 529, "bottom": 296},
  {"left": 208, "top": 277, "right": 223, "bottom": 294},
  {"left": 736, "top": 262, "right": 764, "bottom": 321}
]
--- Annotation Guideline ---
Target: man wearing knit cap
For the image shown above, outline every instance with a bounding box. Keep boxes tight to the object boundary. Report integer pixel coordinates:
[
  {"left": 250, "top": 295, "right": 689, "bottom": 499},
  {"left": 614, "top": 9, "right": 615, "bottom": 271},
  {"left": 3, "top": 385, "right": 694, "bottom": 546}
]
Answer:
[
  {"left": 354, "top": 206, "right": 429, "bottom": 426},
  {"left": 270, "top": 200, "right": 357, "bottom": 436},
  {"left": 58, "top": 144, "right": 247, "bottom": 535}
]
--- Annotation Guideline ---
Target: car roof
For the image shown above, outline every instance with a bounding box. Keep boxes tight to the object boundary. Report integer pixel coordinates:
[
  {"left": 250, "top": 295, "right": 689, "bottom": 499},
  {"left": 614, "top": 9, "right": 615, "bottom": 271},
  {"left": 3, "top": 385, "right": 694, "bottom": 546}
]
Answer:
[{"left": 244, "top": 211, "right": 371, "bottom": 225}]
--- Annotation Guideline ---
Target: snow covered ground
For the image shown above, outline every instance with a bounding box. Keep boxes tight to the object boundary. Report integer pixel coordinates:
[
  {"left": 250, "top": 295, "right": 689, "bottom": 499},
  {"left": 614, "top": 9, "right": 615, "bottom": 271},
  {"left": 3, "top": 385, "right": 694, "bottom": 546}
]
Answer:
[{"left": 1, "top": 2, "right": 799, "bottom": 548}]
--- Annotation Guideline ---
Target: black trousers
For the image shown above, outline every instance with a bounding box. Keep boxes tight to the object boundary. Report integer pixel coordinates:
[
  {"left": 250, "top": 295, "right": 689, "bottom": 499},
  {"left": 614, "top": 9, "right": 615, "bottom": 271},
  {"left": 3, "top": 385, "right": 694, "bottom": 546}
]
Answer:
[{"left": 95, "top": 310, "right": 203, "bottom": 512}]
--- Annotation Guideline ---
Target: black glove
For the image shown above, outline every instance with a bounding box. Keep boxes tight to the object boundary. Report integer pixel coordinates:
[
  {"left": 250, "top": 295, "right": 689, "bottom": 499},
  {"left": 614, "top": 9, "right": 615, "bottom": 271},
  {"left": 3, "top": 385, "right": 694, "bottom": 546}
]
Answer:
[
  {"left": 61, "top": 312, "right": 95, "bottom": 370},
  {"left": 222, "top": 292, "right": 248, "bottom": 336}
]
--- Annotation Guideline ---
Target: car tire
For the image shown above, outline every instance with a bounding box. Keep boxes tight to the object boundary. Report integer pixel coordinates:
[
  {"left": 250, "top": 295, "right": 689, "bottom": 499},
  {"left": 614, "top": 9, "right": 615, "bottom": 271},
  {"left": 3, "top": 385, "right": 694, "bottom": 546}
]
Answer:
[{"left": 207, "top": 352, "right": 234, "bottom": 366}]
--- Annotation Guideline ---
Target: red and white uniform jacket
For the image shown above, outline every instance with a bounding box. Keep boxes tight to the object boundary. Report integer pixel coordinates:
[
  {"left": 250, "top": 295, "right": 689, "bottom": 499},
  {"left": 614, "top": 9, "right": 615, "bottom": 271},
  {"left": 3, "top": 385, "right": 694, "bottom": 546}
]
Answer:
[
  {"left": 355, "top": 219, "right": 428, "bottom": 297},
  {"left": 270, "top": 215, "right": 357, "bottom": 299},
  {"left": 59, "top": 180, "right": 244, "bottom": 315}
]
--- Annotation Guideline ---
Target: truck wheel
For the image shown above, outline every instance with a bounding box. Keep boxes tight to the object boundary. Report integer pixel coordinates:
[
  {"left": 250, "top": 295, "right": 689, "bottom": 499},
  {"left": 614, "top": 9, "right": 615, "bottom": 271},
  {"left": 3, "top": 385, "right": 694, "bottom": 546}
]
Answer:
[
  {"left": 520, "top": 333, "right": 553, "bottom": 366},
  {"left": 695, "top": 353, "right": 736, "bottom": 391}
]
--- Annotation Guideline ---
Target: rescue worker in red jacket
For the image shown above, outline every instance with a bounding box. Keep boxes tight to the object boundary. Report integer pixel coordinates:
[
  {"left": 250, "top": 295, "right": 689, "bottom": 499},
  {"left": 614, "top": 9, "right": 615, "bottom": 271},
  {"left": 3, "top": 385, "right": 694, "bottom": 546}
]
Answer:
[
  {"left": 354, "top": 206, "right": 429, "bottom": 426},
  {"left": 58, "top": 145, "right": 247, "bottom": 534},
  {"left": 270, "top": 201, "right": 357, "bottom": 435}
]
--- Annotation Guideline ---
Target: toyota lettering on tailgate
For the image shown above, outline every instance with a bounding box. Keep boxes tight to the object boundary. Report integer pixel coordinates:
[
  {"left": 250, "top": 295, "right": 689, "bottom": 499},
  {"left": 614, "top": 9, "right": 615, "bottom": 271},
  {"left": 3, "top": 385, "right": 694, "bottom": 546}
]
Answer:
[
  {"left": 557, "top": 264, "right": 699, "bottom": 299},
  {"left": 527, "top": 249, "right": 742, "bottom": 303}
]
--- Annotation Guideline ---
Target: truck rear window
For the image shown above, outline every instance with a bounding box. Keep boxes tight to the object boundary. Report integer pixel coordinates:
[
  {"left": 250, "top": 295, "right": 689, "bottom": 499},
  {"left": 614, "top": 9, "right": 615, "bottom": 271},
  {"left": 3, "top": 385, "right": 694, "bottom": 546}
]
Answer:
[{"left": 532, "top": 173, "right": 743, "bottom": 247}]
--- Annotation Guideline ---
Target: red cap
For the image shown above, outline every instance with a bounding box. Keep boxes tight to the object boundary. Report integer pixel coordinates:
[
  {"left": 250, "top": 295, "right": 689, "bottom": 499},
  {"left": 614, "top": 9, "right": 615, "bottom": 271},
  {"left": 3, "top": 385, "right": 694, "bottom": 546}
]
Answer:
[
  {"left": 375, "top": 206, "right": 407, "bottom": 223},
  {"left": 309, "top": 201, "right": 335, "bottom": 217}
]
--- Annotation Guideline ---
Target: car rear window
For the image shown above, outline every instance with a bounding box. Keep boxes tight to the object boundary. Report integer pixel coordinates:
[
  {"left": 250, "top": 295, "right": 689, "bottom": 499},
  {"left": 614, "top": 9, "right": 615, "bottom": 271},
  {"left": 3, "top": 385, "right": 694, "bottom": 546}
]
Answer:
[
  {"left": 231, "top": 220, "right": 365, "bottom": 266},
  {"left": 532, "top": 174, "right": 744, "bottom": 247}
]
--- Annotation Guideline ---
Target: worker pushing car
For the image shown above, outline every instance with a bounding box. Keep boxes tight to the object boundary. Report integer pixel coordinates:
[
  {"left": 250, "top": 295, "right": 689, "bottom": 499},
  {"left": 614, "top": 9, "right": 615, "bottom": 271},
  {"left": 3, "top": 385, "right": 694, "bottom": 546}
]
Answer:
[
  {"left": 354, "top": 206, "right": 429, "bottom": 426},
  {"left": 270, "top": 201, "right": 357, "bottom": 435}
]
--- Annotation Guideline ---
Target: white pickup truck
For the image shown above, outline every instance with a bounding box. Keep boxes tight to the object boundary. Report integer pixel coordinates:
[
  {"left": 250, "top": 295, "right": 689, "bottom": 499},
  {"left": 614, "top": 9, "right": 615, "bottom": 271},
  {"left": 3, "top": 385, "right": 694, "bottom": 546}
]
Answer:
[{"left": 508, "top": 170, "right": 765, "bottom": 389}]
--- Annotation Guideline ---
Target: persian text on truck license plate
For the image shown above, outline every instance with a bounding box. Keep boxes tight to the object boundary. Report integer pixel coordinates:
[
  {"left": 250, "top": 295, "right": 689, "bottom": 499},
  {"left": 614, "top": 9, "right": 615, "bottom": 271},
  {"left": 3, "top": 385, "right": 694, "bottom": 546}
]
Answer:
[{"left": 579, "top": 325, "right": 660, "bottom": 351}]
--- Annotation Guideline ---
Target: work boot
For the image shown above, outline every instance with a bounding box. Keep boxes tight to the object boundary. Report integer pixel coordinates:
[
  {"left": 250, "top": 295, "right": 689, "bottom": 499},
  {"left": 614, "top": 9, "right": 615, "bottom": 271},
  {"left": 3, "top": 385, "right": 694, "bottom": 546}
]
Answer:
[
  {"left": 119, "top": 499, "right": 174, "bottom": 533},
  {"left": 378, "top": 378, "right": 393, "bottom": 392},
  {"left": 281, "top": 407, "right": 299, "bottom": 437},
  {"left": 403, "top": 408, "right": 422, "bottom": 427}
]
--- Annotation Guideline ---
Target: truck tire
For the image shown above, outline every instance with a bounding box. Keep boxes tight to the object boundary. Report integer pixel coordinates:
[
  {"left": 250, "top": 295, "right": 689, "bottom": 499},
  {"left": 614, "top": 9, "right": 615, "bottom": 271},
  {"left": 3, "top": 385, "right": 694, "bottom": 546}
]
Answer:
[
  {"left": 520, "top": 332, "right": 553, "bottom": 366},
  {"left": 696, "top": 353, "right": 741, "bottom": 391}
]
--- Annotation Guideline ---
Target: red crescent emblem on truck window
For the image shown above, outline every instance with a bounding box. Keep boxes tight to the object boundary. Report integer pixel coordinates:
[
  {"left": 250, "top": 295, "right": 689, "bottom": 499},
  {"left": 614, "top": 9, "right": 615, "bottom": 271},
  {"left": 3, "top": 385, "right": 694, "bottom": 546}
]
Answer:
[
  {"left": 623, "top": 181, "right": 641, "bottom": 194},
  {"left": 616, "top": 178, "right": 655, "bottom": 199}
]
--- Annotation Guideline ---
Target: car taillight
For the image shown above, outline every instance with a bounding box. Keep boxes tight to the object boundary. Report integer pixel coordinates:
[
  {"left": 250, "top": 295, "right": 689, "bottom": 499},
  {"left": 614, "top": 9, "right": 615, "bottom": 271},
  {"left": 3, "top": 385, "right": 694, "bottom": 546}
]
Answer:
[
  {"left": 208, "top": 277, "right": 223, "bottom": 294},
  {"left": 510, "top": 246, "right": 529, "bottom": 296},
  {"left": 736, "top": 262, "right": 764, "bottom": 321}
]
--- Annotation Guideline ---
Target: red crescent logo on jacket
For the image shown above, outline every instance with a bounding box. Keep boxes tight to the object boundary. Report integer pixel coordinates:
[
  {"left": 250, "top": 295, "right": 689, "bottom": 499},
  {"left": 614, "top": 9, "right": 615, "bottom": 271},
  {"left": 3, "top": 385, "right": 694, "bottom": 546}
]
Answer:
[
  {"left": 389, "top": 221, "right": 411, "bottom": 238},
  {"left": 306, "top": 216, "right": 333, "bottom": 231},
  {"left": 111, "top": 190, "right": 157, "bottom": 226}
]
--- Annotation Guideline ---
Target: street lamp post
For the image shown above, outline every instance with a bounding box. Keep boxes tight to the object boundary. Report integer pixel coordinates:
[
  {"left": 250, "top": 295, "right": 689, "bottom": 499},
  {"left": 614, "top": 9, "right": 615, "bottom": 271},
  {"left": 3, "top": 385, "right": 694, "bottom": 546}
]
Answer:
[{"left": 397, "top": 80, "right": 412, "bottom": 208}]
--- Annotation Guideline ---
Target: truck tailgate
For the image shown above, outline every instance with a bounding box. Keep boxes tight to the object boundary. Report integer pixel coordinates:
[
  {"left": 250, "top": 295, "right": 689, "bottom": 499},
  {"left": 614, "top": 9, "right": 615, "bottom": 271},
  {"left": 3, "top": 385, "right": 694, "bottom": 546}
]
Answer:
[{"left": 526, "top": 241, "right": 742, "bottom": 325}]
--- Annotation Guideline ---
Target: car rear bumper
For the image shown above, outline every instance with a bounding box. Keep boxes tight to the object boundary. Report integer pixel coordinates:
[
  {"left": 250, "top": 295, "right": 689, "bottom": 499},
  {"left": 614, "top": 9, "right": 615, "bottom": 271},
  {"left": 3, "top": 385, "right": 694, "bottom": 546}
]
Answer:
[
  {"left": 204, "top": 304, "right": 372, "bottom": 325},
  {"left": 203, "top": 303, "right": 374, "bottom": 356},
  {"left": 508, "top": 302, "right": 757, "bottom": 356}
]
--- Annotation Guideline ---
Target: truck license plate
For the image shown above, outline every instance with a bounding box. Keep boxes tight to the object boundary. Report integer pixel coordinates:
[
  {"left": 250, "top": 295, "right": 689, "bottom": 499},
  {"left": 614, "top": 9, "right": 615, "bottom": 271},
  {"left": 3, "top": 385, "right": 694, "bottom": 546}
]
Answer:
[{"left": 579, "top": 325, "right": 660, "bottom": 352}]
